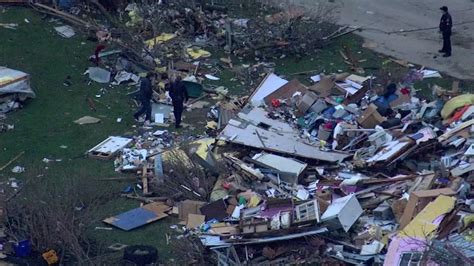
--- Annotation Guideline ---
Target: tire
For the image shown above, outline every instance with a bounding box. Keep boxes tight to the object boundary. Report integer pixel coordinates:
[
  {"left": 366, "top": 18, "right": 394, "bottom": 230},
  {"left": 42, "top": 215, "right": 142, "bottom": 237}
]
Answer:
[{"left": 123, "top": 245, "right": 158, "bottom": 265}]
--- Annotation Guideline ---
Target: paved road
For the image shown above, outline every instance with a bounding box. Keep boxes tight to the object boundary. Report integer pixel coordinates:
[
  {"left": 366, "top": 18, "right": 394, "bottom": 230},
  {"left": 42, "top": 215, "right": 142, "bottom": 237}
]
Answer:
[{"left": 285, "top": 0, "right": 474, "bottom": 80}]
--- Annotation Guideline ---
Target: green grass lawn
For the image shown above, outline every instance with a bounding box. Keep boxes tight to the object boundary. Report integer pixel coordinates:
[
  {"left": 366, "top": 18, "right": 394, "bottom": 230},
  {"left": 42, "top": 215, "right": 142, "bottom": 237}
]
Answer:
[
  {"left": 0, "top": 5, "right": 464, "bottom": 264},
  {"left": 0, "top": 7, "right": 177, "bottom": 262}
]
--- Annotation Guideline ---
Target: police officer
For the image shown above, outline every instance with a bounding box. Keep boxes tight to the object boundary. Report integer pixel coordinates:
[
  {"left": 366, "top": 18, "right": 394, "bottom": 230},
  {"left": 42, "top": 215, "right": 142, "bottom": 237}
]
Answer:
[
  {"left": 168, "top": 76, "right": 189, "bottom": 128},
  {"left": 439, "top": 6, "right": 453, "bottom": 57}
]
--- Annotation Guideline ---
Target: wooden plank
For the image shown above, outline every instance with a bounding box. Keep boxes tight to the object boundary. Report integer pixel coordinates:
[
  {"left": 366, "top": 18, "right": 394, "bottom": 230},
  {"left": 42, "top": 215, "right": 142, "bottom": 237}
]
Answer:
[
  {"left": 0, "top": 75, "right": 28, "bottom": 88},
  {"left": 142, "top": 164, "right": 149, "bottom": 195},
  {"left": 0, "top": 151, "right": 25, "bottom": 172},
  {"left": 31, "top": 3, "right": 93, "bottom": 28}
]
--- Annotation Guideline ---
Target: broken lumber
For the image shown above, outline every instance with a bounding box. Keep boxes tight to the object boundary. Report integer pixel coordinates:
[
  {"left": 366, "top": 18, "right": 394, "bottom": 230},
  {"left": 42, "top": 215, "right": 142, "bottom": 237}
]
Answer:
[
  {"left": 0, "top": 151, "right": 25, "bottom": 172},
  {"left": 30, "top": 3, "right": 95, "bottom": 29}
]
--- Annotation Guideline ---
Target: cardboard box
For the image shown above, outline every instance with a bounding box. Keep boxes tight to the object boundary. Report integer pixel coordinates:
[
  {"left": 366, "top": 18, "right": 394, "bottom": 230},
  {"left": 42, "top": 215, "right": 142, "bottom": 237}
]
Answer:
[
  {"left": 389, "top": 92, "right": 411, "bottom": 108},
  {"left": 309, "top": 99, "right": 328, "bottom": 114},
  {"left": 186, "top": 214, "right": 206, "bottom": 229},
  {"left": 297, "top": 91, "right": 318, "bottom": 113},
  {"left": 357, "top": 104, "right": 386, "bottom": 129},
  {"left": 178, "top": 200, "right": 206, "bottom": 221}
]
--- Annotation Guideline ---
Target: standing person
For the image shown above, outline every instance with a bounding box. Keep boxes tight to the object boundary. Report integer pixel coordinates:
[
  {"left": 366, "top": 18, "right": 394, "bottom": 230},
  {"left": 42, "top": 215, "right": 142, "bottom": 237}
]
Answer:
[
  {"left": 168, "top": 76, "right": 189, "bottom": 128},
  {"left": 438, "top": 6, "right": 453, "bottom": 57},
  {"left": 133, "top": 73, "right": 155, "bottom": 123}
]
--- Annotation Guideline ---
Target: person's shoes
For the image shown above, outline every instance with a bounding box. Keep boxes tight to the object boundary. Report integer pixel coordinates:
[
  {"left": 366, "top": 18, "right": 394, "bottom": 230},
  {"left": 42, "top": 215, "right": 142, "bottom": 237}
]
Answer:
[
  {"left": 134, "top": 116, "right": 144, "bottom": 123},
  {"left": 144, "top": 121, "right": 151, "bottom": 126},
  {"left": 438, "top": 49, "right": 445, "bottom": 53},
  {"left": 175, "top": 124, "right": 182, "bottom": 129},
  {"left": 443, "top": 53, "right": 451, "bottom": 57}
]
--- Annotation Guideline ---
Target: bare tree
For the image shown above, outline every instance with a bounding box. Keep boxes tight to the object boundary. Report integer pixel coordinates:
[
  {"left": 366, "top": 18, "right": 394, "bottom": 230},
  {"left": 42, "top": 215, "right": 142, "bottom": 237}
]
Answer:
[{"left": 6, "top": 175, "right": 116, "bottom": 264}]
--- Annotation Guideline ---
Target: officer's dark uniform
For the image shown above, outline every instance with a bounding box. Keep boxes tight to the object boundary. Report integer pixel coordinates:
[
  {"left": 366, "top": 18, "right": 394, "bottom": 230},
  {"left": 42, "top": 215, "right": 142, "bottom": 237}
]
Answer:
[
  {"left": 439, "top": 7, "right": 453, "bottom": 57},
  {"left": 168, "top": 78, "right": 189, "bottom": 128},
  {"left": 133, "top": 77, "right": 153, "bottom": 122}
]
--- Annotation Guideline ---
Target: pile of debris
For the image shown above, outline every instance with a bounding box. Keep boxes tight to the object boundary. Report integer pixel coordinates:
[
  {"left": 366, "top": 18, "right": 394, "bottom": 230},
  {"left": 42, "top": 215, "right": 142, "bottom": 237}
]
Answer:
[
  {"left": 0, "top": 67, "right": 35, "bottom": 132},
  {"left": 20, "top": 1, "right": 473, "bottom": 264},
  {"left": 30, "top": 0, "right": 345, "bottom": 73},
  {"left": 86, "top": 64, "right": 474, "bottom": 265}
]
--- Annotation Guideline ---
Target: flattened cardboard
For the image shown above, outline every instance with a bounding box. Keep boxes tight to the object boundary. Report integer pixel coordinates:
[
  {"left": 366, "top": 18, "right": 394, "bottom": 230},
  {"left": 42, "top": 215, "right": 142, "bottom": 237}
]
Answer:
[
  {"left": 186, "top": 214, "right": 206, "bottom": 229},
  {"left": 308, "top": 76, "right": 335, "bottom": 97},
  {"left": 357, "top": 104, "right": 386, "bottom": 129},
  {"left": 297, "top": 91, "right": 319, "bottom": 113},
  {"left": 389, "top": 92, "right": 411, "bottom": 108},
  {"left": 178, "top": 200, "right": 206, "bottom": 220},
  {"left": 309, "top": 73, "right": 350, "bottom": 97}
]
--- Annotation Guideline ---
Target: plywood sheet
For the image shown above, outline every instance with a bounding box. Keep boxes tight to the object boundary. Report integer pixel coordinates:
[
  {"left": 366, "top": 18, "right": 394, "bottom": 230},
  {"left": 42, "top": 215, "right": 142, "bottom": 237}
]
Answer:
[
  {"left": 263, "top": 79, "right": 307, "bottom": 105},
  {"left": 103, "top": 205, "right": 168, "bottom": 231},
  {"left": 221, "top": 122, "right": 350, "bottom": 162},
  {"left": 249, "top": 73, "right": 288, "bottom": 105},
  {"left": 252, "top": 153, "right": 307, "bottom": 176}
]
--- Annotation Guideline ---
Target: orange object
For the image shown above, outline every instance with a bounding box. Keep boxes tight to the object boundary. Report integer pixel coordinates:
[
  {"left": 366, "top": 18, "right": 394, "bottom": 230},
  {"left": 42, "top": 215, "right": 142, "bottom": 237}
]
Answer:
[
  {"left": 42, "top": 250, "right": 59, "bottom": 265},
  {"left": 448, "top": 104, "right": 470, "bottom": 124}
]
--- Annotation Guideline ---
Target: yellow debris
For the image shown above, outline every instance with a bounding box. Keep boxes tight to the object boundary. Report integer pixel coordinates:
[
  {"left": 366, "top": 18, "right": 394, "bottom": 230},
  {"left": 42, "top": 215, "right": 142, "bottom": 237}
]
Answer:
[
  {"left": 399, "top": 195, "right": 455, "bottom": 238},
  {"left": 206, "top": 121, "right": 218, "bottom": 130},
  {"left": 441, "top": 94, "right": 474, "bottom": 119},
  {"left": 248, "top": 195, "right": 261, "bottom": 208},
  {"left": 126, "top": 9, "right": 143, "bottom": 27},
  {"left": 155, "top": 67, "right": 167, "bottom": 73},
  {"left": 144, "top": 33, "right": 177, "bottom": 49},
  {"left": 192, "top": 138, "right": 216, "bottom": 160},
  {"left": 186, "top": 47, "right": 211, "bottom": 59}
]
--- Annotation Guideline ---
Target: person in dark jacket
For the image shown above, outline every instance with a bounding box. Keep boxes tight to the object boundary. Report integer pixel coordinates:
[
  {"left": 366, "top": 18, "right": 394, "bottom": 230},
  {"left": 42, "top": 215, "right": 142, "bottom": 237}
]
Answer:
[
  {"left": 168, "top": 76, "right": 189, "bottom": 128},
  {"left": 133, "top": 72, "right": 155, "bottom": 123},
  {"left": 439, "top": 6, "right": 453, "bottom": 57}
]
